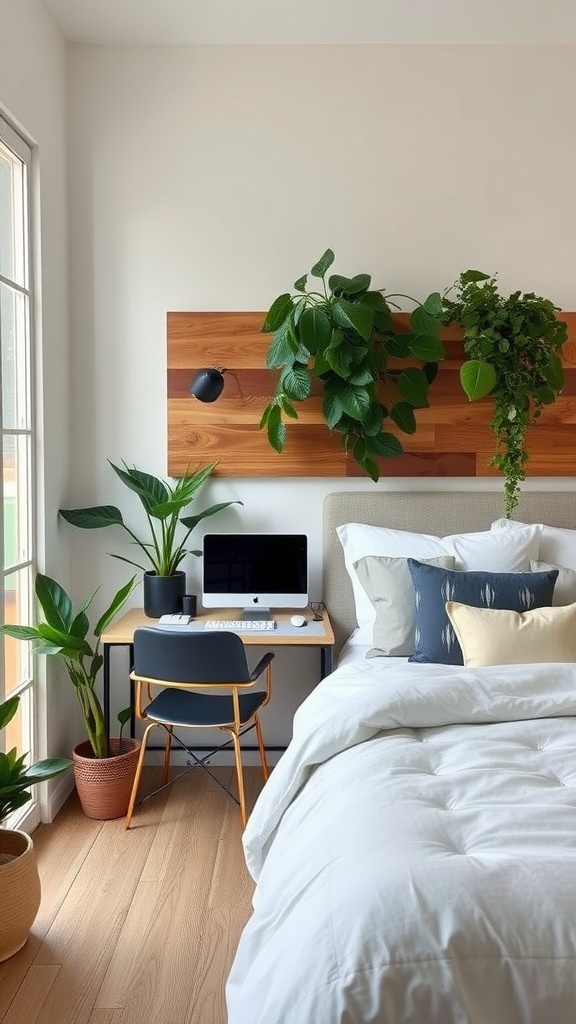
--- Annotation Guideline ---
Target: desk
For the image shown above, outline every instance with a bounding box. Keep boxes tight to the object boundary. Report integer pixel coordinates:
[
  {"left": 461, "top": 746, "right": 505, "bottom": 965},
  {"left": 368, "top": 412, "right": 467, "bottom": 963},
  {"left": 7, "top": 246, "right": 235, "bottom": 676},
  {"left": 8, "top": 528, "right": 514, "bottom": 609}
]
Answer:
[{"left": 100, "top": 607, "right": 335, "bottom": 742}]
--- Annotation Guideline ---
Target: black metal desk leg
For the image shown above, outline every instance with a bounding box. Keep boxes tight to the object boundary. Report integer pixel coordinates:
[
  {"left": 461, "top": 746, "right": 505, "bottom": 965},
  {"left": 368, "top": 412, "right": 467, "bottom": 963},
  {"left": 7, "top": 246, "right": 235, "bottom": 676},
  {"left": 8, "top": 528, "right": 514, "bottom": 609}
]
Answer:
[
  {"left": 321, "top": 645, "right": 333, "bottom": 678},
  {"left": 103, "top": 642, "right": 111, "bottom": 746},
  {"left": 129, "top": 643, "right": 135, "bottom": 738}
]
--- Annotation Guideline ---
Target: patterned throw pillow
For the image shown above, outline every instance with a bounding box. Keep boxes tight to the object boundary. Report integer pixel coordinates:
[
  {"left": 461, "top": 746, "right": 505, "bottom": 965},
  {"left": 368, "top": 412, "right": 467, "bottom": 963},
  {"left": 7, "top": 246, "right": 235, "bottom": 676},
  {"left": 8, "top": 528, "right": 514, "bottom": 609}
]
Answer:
[{"left": 407, "top": 560, "right": 558, "bottom": 665}]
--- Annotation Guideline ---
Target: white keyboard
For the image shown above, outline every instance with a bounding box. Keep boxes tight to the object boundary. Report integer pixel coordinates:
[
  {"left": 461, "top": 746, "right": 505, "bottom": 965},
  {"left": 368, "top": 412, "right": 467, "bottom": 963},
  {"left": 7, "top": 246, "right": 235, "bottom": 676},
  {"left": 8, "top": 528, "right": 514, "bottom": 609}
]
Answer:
[{"left": 204, "top": 619, "right": 276, "bottom": 632}]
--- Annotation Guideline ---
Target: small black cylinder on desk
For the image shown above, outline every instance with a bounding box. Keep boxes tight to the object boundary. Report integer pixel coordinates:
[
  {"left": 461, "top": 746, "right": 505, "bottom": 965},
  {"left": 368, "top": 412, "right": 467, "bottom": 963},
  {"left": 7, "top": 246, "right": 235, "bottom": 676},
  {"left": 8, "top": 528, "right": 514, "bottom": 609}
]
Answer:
[{"left": 182, "top": 594, "right": 197, "bottom": 617}]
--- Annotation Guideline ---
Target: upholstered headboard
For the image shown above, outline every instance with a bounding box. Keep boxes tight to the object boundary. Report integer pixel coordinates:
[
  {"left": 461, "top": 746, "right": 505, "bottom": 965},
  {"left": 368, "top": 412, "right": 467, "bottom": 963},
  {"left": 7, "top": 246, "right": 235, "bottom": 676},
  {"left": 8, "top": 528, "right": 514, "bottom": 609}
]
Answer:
[{"left": 323, "top": 490, "right": 576, "bottom": 658}]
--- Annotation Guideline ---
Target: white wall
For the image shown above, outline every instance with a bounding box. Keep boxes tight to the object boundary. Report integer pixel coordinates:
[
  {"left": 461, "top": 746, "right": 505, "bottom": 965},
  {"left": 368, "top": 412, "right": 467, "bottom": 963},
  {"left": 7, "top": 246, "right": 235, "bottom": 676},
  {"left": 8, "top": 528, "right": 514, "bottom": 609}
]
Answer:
[
  {"left": 0, "top": 0, "right": 74, "bottom": 788},
  {"left": 66, "top": 43, "right": 576, "bottom": 747}
]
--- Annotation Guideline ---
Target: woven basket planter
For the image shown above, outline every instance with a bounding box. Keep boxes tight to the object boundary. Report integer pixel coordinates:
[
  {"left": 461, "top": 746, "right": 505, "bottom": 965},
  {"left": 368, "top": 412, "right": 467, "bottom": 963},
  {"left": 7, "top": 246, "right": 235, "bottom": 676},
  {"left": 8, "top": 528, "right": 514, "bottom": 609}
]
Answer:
[
  {"left": 0, "top": 829, "right": 41, "bottom": 961},
  {"left": 72, "top": 738, "right": 141, "bottom": 820}
]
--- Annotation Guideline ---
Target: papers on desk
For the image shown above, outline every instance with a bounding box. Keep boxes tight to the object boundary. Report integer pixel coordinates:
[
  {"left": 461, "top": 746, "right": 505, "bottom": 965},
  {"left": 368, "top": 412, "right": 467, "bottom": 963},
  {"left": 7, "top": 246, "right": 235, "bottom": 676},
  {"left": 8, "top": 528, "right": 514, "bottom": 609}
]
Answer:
[{"left": 158, "top": 613, "right": 193, "bottom": 626}]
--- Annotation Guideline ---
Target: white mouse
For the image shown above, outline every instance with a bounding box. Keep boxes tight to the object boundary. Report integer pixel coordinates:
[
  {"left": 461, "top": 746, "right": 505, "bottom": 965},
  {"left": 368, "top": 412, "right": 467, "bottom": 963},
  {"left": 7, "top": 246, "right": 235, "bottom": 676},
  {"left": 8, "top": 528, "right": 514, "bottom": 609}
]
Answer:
[{"left": 290, "top": 614, "right": 307, "bottom": 628}]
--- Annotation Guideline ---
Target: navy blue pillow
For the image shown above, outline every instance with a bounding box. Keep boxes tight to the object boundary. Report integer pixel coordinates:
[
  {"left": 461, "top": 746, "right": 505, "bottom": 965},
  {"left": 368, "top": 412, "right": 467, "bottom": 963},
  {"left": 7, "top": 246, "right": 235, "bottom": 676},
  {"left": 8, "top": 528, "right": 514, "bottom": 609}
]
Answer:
[{"left": 407, "top": 560, "right": 558, "bottom": 665}]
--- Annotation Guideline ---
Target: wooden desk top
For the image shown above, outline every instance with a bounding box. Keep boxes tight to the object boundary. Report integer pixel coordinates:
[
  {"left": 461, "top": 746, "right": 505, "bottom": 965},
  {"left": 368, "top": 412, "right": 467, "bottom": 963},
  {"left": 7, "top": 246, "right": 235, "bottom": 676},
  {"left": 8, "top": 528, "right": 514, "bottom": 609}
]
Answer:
[{"left": 101, "top": 607, "right": 335, "bottom": 647}]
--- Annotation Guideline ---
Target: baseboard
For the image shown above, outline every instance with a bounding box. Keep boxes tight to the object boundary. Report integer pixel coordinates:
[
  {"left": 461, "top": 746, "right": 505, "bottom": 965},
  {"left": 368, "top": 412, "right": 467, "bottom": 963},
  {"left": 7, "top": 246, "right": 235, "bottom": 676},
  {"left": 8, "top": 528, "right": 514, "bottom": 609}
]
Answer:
[{"left": 42, "top": 771, "right": 76, "bottom": 824}]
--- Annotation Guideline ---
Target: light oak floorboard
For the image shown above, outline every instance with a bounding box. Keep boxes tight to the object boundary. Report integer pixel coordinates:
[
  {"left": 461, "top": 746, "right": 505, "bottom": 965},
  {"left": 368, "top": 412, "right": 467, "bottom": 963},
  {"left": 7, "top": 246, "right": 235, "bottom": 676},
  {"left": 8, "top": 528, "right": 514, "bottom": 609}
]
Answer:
[{"left": 0, "top": 768, "right": 261, "bottom": 1024}]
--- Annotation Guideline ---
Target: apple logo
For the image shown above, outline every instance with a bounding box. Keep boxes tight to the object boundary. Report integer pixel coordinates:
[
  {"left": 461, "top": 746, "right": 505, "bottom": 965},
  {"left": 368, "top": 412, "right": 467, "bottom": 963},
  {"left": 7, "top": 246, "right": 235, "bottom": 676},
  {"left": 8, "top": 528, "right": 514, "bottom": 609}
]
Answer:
[{"left": 253, "top": 596, "right": 259, "bottom": 603}]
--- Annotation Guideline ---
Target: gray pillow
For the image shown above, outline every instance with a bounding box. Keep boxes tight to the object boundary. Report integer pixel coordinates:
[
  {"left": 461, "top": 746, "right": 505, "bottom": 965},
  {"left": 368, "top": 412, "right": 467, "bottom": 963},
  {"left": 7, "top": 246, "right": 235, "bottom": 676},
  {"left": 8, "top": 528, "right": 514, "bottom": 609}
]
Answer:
[
  {"left": 353, "top": 554, "right": 456, "bottom": 658},
  {"left": 531, "top": 559, "right": 576, "bottom": 606}
]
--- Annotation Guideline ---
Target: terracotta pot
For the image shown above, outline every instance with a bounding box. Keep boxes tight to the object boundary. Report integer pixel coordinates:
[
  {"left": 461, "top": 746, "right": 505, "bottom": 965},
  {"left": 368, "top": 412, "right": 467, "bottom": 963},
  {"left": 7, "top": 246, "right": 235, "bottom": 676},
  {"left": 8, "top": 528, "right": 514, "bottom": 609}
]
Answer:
[
  {"left": 72, "top": 738, "right": 141, "bottom": 820},
  {"left": 143, "top": 570, "right": 186, "bottom": 617},
  {"left": 0, "top": 829, "right": 41, "bottom": 961}
]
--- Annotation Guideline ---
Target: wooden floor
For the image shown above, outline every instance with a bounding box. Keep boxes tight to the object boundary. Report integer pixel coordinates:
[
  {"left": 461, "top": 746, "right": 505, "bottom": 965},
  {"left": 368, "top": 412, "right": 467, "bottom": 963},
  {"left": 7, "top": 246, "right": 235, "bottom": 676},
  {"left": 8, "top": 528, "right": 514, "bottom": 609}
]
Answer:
[{"left": 0, "top": 767, "right": 263, "bottom": 1024}]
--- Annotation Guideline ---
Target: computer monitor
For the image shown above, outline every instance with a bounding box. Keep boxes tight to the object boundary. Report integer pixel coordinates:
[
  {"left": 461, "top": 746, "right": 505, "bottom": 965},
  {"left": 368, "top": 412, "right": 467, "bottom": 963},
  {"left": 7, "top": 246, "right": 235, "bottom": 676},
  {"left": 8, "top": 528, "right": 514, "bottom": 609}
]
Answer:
[{"left": 202, "top": 533, "right": 308, "bottom": 616}]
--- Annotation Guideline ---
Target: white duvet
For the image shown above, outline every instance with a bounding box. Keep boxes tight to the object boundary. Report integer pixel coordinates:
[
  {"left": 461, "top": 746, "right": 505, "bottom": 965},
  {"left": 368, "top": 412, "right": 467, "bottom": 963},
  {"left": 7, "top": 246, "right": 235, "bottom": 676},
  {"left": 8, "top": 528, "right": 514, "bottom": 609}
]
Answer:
[{"left": 226, "top": 657, "right": 576, "bottom": 1024}]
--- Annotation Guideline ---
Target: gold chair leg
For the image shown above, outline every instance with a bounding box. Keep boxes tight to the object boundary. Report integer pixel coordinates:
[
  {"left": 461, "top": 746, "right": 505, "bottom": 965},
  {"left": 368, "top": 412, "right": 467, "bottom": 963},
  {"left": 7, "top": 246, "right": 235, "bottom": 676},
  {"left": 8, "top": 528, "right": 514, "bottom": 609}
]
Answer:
[
  {"left": 231, "top": 731, "right": 247, "bottom": 827},
  {"left": 254, "top": 714, "right": 269, "bottom": 782},
  {"left": 125, "top": 721, "right": 157, "bottom": 829},
  {"left": 162, "top": 726, "right": 173, "bottom": 785}
]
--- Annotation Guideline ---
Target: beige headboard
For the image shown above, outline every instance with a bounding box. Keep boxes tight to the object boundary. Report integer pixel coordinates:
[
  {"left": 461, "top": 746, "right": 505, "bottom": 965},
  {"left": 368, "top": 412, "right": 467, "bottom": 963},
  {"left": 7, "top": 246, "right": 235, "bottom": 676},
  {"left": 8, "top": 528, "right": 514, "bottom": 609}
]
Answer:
[{"left": 323, "top": 490, "right": 576, "bottom": 658}]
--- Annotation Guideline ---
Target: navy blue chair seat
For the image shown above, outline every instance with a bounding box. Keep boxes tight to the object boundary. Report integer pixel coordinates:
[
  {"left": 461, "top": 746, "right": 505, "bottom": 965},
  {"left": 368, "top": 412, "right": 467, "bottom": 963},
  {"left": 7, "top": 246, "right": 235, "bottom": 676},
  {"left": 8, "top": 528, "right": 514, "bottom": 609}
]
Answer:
[
  {"left": 145, "top": 687, "right": 268, "bottom": 728},
  {"left": 125, "top": 627, "right": 274, "bottom": 829}
]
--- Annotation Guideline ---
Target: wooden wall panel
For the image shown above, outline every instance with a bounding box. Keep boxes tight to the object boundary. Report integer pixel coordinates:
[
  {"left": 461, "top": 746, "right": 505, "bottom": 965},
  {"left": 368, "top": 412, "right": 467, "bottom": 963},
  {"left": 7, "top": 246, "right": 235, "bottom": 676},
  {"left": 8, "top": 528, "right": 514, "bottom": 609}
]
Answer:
[{"left": 167, "top": 311, "right": 576, "bottom": 479}]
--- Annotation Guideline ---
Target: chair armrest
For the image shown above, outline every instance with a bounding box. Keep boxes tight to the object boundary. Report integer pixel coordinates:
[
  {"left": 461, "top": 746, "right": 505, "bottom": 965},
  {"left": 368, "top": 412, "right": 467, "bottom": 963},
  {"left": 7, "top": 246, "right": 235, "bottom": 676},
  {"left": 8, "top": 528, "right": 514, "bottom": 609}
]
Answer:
[{"left": 250, "top": 651, "right": 275, "bottom": 681}]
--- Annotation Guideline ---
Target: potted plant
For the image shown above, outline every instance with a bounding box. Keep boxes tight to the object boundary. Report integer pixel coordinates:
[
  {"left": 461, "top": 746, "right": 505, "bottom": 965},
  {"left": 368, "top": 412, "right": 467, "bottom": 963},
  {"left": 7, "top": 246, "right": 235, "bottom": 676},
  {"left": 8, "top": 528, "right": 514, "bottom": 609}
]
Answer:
[
  {"left": 260, "top": 248, "right": 446, "bottom": 480},
  {"left": 443, "top": 270, "right": 568, "bottom": 516},
  {"left": 0, "top": 573, "right": 140, "bottom": 820},
  {"left": 0, "top": 694, "right": 71, "bottom": 960},
  {"left": 59, "top": 461, "right": 242, "bottom": 616}
]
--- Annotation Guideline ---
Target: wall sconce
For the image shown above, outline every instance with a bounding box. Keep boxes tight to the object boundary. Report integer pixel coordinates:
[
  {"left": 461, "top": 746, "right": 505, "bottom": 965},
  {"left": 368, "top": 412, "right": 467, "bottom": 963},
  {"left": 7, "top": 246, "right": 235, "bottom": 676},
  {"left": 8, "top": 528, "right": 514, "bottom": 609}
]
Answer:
[{"left": 189, "top": 367, "right": 227, "bottom": 403}]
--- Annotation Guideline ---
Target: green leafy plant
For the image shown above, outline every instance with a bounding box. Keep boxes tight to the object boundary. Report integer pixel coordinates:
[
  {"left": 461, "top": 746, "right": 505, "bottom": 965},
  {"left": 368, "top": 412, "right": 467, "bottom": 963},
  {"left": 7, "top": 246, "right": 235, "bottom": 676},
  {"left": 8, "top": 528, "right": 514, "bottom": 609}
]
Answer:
[
  {"left": 59, "top": 461, "right": 242, "bottom": 576},
  {"left": 0, "top": 574, "right": 137, "bottom": 760},
  {"left": 443, "top": 270, "right": 568, "bottom": 516},
  {"left": 260, "top": 248, "right": 445, "bottom": 481},
  {"left": 0, "top": 694, "right": 71, "bottom": 823}
]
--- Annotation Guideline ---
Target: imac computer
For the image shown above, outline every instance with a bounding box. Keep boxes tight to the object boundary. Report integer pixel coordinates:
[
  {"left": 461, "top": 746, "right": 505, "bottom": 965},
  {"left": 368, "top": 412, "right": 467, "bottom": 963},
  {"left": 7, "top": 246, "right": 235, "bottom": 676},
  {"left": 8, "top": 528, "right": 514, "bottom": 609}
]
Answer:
[{"left": 202, "top": 533, "right": 308, "bottom": 619}]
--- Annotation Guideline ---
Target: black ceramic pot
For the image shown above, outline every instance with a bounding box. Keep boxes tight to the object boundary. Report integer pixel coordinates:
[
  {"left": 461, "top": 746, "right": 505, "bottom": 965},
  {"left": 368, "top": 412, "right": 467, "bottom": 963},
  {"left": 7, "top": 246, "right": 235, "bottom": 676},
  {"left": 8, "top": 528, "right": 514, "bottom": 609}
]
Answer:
[{"left": 143, "top": 570, "right": 186, "bottom": 617}]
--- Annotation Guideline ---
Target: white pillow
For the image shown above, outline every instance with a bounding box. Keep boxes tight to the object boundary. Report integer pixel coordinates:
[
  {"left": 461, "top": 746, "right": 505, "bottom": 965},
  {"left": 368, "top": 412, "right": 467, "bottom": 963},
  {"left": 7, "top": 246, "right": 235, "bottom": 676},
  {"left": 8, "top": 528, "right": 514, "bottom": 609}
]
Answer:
[
  {"left": 492, "top": 518, "right": 576, "bottom": 570},
  {"left": 337, "top": 521, "right": 541, "bottom": 640}
]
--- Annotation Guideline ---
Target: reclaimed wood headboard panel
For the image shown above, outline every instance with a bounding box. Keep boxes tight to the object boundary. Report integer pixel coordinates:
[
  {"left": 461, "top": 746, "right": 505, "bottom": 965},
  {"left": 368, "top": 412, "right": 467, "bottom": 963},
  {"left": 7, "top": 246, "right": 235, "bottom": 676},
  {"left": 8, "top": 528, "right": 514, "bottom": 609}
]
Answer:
[{"left": 167, "top": 311, "right": 576, "bottom": 478}]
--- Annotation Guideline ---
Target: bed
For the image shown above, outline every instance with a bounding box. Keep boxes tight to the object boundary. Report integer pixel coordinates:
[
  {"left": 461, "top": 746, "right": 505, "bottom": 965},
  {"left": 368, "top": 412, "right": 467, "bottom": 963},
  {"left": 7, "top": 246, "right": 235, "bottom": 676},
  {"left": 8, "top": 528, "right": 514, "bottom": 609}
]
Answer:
[{"left": 226, "top": 491, "right": 576, "bottom": 1024}]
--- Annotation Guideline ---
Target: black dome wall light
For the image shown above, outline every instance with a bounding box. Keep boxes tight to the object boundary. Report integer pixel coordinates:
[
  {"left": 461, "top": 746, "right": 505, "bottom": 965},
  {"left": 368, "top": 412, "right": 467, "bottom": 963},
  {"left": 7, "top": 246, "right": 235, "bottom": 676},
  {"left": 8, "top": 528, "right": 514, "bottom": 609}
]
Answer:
[{"left": 189, "top": 367, "right": 226, "bottom": 403}]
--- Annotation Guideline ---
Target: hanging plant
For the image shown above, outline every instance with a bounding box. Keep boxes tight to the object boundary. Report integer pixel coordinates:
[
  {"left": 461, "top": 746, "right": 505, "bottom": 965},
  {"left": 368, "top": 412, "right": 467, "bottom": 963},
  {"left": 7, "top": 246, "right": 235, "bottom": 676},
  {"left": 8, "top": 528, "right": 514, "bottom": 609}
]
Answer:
[
  {"left": 259, "top": 249, "right": 445, "bottom": 481},
  {"left": 443, "top": 270, "right": 568, "bottom": 516}
]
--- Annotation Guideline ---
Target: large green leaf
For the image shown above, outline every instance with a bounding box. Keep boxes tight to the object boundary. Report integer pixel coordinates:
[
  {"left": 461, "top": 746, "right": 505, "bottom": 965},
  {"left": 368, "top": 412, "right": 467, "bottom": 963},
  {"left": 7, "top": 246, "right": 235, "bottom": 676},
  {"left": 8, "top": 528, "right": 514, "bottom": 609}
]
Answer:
[
  {"left": 262, "top": 293, "right": 293, "bottom": 333},
  {"left": 59, "top": 506, "right": 124, "bottom": 530},
  {"left": 332, "top": 300, "right": 374, "bottom": 342},
  {"left": 421, "top": 291, "right": 444, "bottom": 316},
  {"left": 409, "top": 335, "right": 445, "bottom": 361},
  {"left": 266, "top": 318, "right": 298, "bottom": 370},
  {"left": 0, "top": 624, "right": 42, "bottom": 642},
  {"left": 94, "top": 576, "right": 138, "bottom": 637},
  {"left": 35, "top": 574, "right": 73, "bottom": 631},
  {"left": 460, "top": 359, "right": 497, "bottom": 400},
  {"left": 0, "top": 696, "right": 19, "bottom": 731},
  {"left": 325, "top": 342, "right": 352, "bottom": 379},
  {"left": 460, "top": 269, "right": 491, "bottom": 285},
  {"left": 21, "top": 758, "right": 71, "bottom": 782},
  {"left": 339, "top": 385, "right": 372, "bottom": 422},
  {"left": 110, "top": 463, "right": 170, "bottom": 513},
  {"left": 390, "top": 402, "right": 417, "bottom": 434},
  {"left": 409, "top": 305, "right": 441, "bottom": 339},
  {"left": 541, "top": 351, "right": 564, "bottom": 391},
  {"left": 328, "top": 273, "right": 371, "bottom": 297},
  {"left": 397, "top": 368, "right": 430, "bottom": 408},
  {"left": 36, "top": 622, "right": 89, "bottom": 652},
  {"left": 310, "top": 249, "right": 335, "bottom": 278},
  {"left": 298, "top": 308, "right": 332, "bottom": 354},
  {"left": 180, "top": 500, "right": 244, "bottom": 531},
  {"left": 322, "top": 392, "right": 344, "bottom": 429},
  {"left": 267, "top": 407, "right": 286, "bottom": 453},
  {"left": 279, "top": 365, "right": 311, "bottom": 401},
  {"left": 367, "top": 432, "right": 404, "bottom": 457}
]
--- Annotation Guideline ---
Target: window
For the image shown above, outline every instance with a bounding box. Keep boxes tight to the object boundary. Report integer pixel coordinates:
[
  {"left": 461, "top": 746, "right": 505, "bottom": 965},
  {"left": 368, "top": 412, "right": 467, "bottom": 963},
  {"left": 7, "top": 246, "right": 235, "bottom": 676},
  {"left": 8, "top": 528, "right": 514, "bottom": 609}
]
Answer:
[{"left": 0, "top": 115, "right": 36, "bottom": 827}]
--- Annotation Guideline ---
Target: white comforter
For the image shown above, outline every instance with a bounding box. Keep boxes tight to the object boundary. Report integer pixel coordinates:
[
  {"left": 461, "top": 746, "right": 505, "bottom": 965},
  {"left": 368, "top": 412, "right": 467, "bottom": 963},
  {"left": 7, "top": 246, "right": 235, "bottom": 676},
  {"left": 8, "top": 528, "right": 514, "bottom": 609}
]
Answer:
[{"left": 226, "top": 657, "right": 576, "bottom": 1024}]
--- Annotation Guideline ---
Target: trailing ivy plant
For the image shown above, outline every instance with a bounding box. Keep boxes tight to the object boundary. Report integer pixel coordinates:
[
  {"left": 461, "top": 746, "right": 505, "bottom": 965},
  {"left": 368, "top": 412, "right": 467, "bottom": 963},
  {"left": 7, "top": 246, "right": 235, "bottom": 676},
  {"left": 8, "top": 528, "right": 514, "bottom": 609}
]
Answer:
[
  {"left": 443, "top": 270, "right": 567, "bottom": 516},
  {"left": 259, "top": 249, "right": 445, "bottom": 481}
]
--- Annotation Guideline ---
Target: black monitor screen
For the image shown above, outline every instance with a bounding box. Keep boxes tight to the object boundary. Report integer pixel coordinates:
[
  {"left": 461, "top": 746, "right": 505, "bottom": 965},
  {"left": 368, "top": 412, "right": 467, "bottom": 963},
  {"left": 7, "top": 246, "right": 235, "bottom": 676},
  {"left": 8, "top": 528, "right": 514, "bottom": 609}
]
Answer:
[{"left": 203, "top": 534, "right": 308, "bottom": 596}]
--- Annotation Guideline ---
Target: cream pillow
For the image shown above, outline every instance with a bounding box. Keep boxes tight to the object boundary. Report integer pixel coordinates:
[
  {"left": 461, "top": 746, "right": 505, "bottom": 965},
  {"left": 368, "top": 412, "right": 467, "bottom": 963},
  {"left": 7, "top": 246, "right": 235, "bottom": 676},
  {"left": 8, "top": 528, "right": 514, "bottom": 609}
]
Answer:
[{"left": 445, "top": 600, "right": 576, "bottom": 667}]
